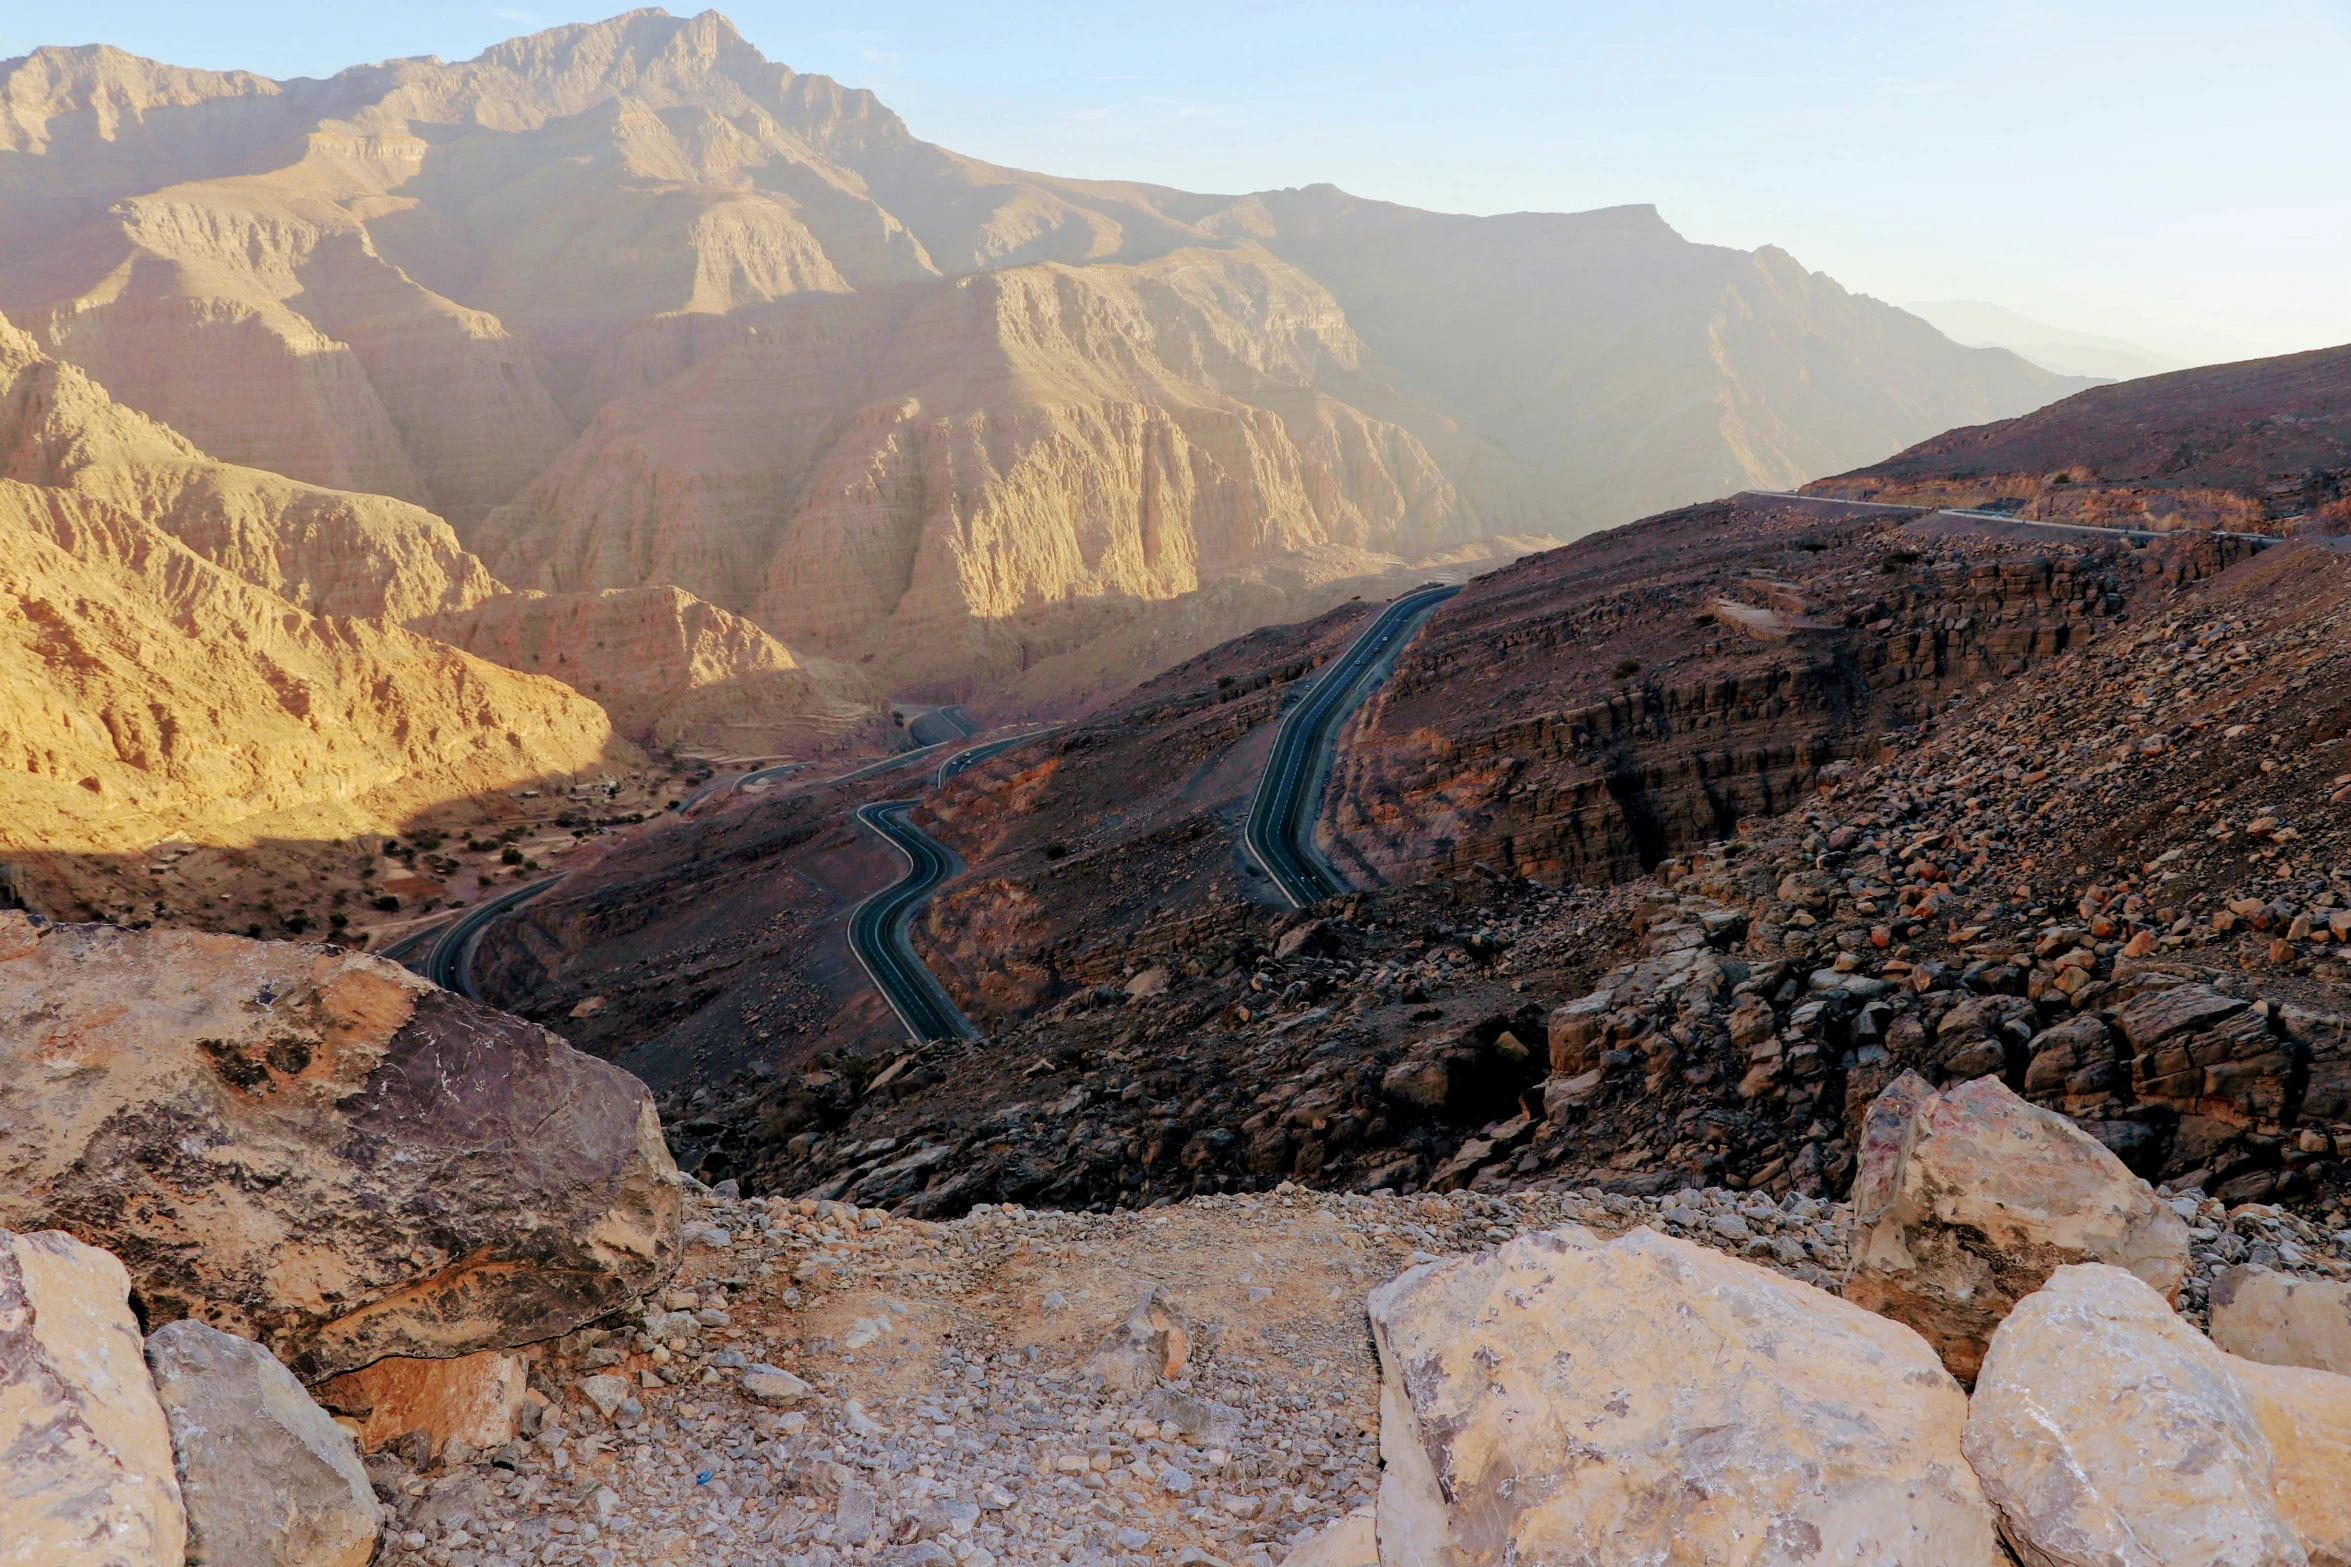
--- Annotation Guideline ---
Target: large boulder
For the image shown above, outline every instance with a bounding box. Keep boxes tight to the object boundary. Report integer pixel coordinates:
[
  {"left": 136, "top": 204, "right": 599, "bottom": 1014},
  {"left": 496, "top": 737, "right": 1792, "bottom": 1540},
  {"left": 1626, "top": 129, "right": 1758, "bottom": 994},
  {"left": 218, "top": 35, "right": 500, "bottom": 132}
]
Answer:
[
  {"left": 2226, "top": 1354, "right": 2351, "bottom": 1567},
  {"left": 1964, "top": 1264, "right": 2304, "bottom": 1567},
  {"left": 1367, "top": 1224, "right": 1999, "bottom": 1567},
  {"left": 0, "top": 916, "right": 681, "bottom": 1381},
  {"left": 145, "top": 1320, "right": 381, "bottom": 1567},
  {"left": 2213, "top": 1266, "right": 2351, "bottom": 1378},
  {"left": 0, "top": 1228, "right": 186, "bottom": 1566},
  {"left": 1842, "top": 1072, "right": 2188, "bottom": 1383}
]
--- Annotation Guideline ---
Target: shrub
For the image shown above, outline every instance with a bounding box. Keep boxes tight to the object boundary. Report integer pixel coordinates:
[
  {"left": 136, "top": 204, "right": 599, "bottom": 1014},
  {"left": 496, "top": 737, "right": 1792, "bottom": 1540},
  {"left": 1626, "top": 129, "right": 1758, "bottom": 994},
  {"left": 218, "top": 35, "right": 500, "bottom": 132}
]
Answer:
[
  {"left": 1610, "top": 657, "right": 1643, "bottom": 679},
  {"left": 373, "top": 895, "right": 400, "bottom": 913},
  {"left": 1043, "top": 842, "right": 1068, "bottom": 861}
]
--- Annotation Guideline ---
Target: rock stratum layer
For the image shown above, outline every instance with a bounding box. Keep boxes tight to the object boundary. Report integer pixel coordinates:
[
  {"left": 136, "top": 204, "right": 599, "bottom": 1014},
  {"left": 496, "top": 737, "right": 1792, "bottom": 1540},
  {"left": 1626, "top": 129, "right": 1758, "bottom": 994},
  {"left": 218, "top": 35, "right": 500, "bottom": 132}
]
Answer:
[{"left": 0, "top": 8, "right": 2088, "bottom": 708}]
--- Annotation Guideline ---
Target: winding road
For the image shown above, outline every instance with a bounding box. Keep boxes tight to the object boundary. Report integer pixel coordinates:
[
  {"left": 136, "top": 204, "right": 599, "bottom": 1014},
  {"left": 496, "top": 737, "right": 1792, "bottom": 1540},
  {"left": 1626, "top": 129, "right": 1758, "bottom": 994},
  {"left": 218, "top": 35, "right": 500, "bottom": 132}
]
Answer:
[
  {"left": 1243, "top": 582, "right": 1459, "bottom": 908},
  {"left": 396, "top": 876, "right": 561, "bottom": 998},
  {"left": 846, "top": 800, "right": 977, "bottom": 1042}
]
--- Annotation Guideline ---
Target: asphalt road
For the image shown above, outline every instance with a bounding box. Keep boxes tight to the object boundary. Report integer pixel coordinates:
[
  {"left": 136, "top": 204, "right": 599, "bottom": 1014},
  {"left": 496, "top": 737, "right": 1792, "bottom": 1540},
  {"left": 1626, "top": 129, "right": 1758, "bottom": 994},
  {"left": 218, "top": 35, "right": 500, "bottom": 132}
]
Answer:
[
  {"left": 847, "top": 800, "right": 976, "bottom": 1043},
  {"left": 1740, "top": 490, "right": 2298, "bottom": 549},
  {"left": 1242, "top": 582, "right": 1459, "bottom": 908},
  {"left": 410, "top": 875, "right": 560, "bottom": 998}
]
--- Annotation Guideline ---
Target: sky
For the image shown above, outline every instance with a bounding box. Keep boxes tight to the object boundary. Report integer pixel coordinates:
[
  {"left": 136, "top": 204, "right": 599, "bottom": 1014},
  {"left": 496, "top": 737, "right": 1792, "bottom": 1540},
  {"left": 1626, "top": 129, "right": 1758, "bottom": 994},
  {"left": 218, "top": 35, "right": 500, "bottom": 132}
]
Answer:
[{"left": 10, "top": 1, "right": 2349, "bottom": 366}]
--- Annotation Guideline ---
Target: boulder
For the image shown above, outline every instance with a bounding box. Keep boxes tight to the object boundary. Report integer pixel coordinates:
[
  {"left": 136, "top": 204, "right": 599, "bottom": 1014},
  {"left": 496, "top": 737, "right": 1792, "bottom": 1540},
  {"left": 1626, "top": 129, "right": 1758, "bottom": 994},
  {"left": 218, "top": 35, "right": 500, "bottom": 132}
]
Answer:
[
  {"left": 0, "top": 1228, "right": 186, "bottom": 1567},
  {"left": 2213, "top": 1265, "right": 2351, "bottom": 1377},
  {"left": 145, "top": 1320, "right": 381, "bottom": 1567},
  {"left": 2226, "top": 1354, "right": 2351, "bottom": 1567},
  {"left": 1842, "top": 1072, "right": 2188, "bottom": 1383},
  {"left": 1367, "top": 1224, "right": 1998, "bottom": 1567},
  {"left": 1964, "top": 1265, "right": 2305, "bottom": 1567},
  {"left": 1083, "top": 1287, "right": 1189, "bottom": 1393},
  {"left": 311, "top": 1349, "right": 527, "bottom": 1457},
  {"left": 1277, "top": 1507, "right": 1376, "bottom": 1567},
  {"left": 0, "top": 921, "right": 681, "bottom": 1380}
]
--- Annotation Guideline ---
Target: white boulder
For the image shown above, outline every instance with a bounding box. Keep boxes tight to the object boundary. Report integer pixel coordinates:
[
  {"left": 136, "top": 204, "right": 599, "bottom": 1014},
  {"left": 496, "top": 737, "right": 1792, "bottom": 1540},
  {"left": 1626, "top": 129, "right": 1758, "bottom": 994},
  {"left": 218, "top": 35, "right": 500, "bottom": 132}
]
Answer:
[
  {"left": 1367, "top": 1224, "right": 1999, "bottom": 1567},
  {"left": 1963, "top": 1264, "right": 2305, "bottom": 1567}
]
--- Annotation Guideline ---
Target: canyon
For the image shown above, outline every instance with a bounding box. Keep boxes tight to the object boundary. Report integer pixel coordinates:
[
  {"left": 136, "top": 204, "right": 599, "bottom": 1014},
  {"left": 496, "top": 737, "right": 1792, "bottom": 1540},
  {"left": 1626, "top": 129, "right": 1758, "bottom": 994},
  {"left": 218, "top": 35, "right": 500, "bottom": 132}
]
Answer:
[{"left": 0, "top": 7, "right": 2089, "bottom": 729}]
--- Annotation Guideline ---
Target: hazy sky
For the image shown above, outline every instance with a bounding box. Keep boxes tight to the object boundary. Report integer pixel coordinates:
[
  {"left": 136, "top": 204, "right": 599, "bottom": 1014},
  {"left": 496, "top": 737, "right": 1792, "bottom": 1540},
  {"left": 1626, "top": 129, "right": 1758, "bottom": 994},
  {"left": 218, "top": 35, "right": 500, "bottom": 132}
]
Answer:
[{"left": 12, "top": 1, "right": 2349, "bottom": 366}]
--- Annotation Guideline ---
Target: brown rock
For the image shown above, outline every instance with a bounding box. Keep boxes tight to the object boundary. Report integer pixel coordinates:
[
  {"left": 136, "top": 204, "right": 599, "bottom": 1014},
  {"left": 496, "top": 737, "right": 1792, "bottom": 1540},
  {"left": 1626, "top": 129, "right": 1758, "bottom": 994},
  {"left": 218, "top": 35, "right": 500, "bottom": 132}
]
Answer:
[
  {"left": 1545, "top": 990, "right": 1613, "bottom": 1074},
  {"left": 2212, "top": 1266, "right": 2351, "bottom": 1378},
  {"left": 1083, "top": 1288, "right": 1189, "bottom": 1393},
  {"left": 0, "top": 1228, "right": 186, "bottom": 1566},
  {"left": 2225, "top": 1353, "right": 2351, "bottom": 1567},
  {"left": 312, "top": 1349, "right": 528, "bottom": 1457},
  {"left": 1843, "top": 1072, "right": 2189, "bottom": 1383},
  {"left": 0, "top": 920, "right": 680, "bottom": 1381}
]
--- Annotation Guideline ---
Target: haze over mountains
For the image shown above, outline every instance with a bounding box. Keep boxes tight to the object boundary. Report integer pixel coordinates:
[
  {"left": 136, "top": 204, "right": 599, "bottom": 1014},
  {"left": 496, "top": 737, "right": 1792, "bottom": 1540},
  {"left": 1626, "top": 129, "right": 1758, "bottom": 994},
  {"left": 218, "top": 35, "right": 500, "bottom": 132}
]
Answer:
[
  {"left": 0, "top": 6, "right": 2111, "bottom": 899},
  {"left": 0, "top": 13, "right": 2087, "bottom": 687},
  {"left": 1903, "top": 299, "right": 2185, "bottom": 383}
]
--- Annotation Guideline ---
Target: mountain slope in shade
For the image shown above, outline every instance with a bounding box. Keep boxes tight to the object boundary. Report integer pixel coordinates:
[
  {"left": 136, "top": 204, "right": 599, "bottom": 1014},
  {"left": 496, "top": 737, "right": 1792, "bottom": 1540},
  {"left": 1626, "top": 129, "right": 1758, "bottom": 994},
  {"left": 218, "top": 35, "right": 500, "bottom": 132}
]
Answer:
[
  {"left": 0, "top": 10, "right": 2092, "bottom": 709},
  {"left": 1809, "top": 342, "right": 2351, "bottom": 532},
  {"left": 1904, "top": 299, "right": 2184, "bottom": 382}
]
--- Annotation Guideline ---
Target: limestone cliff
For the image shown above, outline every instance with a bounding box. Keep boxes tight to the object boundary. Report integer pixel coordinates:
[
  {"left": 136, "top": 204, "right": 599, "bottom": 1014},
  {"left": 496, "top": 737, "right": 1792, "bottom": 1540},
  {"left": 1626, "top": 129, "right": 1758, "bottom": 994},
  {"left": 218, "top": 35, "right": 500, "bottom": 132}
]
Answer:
[
  {"left": 0, "top": 316, "right": 496, "bottom": 621},
  {"left": 474, "top": 247, "right": 1492, "bottom": 694},
  {"left": 413, "top": 586, "right": 886, "bottom": 754},
  {"left": 0, "top": 327, "right": 634, "bottom": 905}
]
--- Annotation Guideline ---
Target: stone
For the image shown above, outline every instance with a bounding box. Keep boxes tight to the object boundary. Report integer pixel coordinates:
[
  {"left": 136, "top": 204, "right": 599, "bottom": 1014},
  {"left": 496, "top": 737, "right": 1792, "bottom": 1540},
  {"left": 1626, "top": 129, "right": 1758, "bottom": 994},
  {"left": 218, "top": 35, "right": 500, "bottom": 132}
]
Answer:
[
  {"left": 1142, "top": 1386, "right": 1242, "bottom": 1446},
  {"left": 0, "top": 924, "right": 681, "bottom": 1380},
  {"left": 310, "top": 1349, "right": 526, "bottom": 1457},
  {"left": 576, "top": 1374, "right": 631, "bottom": 1420},
  {"left": 2212, "top": 1266, "right": 2351, "bottom": 1378},
  {"left": 1368, "top": 1224, "right": 1997, "bottom": 1567},
  {"left": 1963, "top": 1265, "right": 2304, "bottom": 1567},
  {"left": 1277, "top": 1507, "right": 1375, "bottom": 1567},
  {"left": 1545, "top": 990, "right": 1613, "bottom": 1073},
  {"left": 741, "top": 1365, "right": 815, "bottom": 1405},
  {"left": 1083, "top": 1287, "right": 1190, "bottom": 1392},
  {"left": 2225, "top": 1354, "right": 2351, "bottom": 1567},
  {"left": 145, "top": 1319, "right": 382, "bottom": 1567},
  {"left": 1842, "top": 1072, "right": 2188, "bottom": 1383},
  {"left": 2115, "top": 982, "right": 2251, "bottom": 1050},
  {"left": 0, "top": 1228, "right": 186, "bottom": 1567}
]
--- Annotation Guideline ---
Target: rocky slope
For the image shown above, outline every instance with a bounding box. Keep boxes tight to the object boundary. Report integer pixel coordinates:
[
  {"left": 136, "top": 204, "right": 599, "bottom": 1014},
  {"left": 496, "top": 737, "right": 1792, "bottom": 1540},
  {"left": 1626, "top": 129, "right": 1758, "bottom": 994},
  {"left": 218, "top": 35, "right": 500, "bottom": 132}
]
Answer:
[
  {"left": 643, "top": 512, "right": 2351, "bottom": 1231},
  {"left": 1809, "top": 340, "right": 2351, "bottom": 531},
  {"left": 0, "top": 9, "right": 2090, "bottom": 709}
]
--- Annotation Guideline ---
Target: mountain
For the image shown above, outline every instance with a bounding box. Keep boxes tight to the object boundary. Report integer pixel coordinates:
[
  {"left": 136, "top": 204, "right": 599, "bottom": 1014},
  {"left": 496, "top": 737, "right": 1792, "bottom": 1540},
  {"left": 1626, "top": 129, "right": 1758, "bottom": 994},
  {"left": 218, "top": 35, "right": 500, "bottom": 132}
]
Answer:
[
  {"left": 1904, "top": 299, "right": 2184, "bottom": 382},
  {"left": 0, "top": 317, "right": 633, "bottom": 909},
  {"left": 0, "top": 10, "right": 2093, "bottom": 707},
  {"left": 1809, "top": 341, "right": 2351, "bottom": 531}
]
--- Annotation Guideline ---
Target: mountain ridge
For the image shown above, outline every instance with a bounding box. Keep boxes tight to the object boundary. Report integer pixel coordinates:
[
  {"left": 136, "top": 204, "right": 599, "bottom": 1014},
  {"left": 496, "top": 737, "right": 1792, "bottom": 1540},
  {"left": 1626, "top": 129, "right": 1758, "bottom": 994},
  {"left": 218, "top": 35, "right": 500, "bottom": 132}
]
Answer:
[{"left": 0, "top": 9, "right": 2095, "bottom": 711}]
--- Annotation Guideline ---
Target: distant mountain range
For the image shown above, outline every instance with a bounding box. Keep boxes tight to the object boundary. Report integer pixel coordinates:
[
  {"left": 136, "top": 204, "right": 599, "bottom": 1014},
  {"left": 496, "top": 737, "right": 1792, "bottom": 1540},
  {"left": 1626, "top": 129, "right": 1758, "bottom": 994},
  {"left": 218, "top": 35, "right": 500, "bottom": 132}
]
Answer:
[
  {"left": 0, "top": 8, "right": 2107, "bottom": 897},
  {"left": 0, "top": 10, "right": 2092, "bottom": 709},
  {"left": 1903, "top": 299, "right": 2185, "bottom": 382}
]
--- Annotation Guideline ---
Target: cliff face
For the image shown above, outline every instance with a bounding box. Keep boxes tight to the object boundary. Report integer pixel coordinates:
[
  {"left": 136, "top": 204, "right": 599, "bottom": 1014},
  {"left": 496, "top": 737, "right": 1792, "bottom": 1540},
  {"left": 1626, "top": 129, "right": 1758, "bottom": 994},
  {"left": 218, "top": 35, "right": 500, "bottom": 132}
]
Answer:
[
  {"left": 0, "top": 315, "right": 637, "bottom": 910},
  {"left": 412, "top": 586, "right": 885, "bottom": 754},
  {"left": 0, "top": 11, "right": 2092, "bottom": 711},
  {"left": 473, "top": 248, "right": 1492, "bottom": 695},
  {"left": 1321, "top": 497, "right": 2257, "bottom": 892}
]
